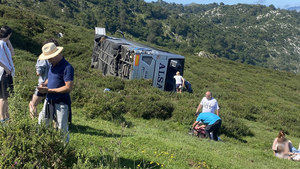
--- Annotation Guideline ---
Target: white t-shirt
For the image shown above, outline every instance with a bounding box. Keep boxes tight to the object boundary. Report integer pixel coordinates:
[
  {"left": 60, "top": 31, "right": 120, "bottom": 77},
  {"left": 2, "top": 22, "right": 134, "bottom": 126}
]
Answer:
[
  {"left": 0, "top": 40, "right": 15, "bottom": 79},
  {"left": 200, "top": 97, "right": 219, "bottom": 114},
  {"left": 174, "top": 75, "right": 183, "bottom": 84}
]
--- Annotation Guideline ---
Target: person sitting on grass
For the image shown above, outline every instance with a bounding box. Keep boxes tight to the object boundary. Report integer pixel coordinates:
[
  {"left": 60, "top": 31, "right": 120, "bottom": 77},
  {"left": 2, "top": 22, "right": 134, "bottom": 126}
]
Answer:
[
  {"left": 192, "top": 112, "right": 222, "bottom": 141},
  {"left": 272, "top": 130, "right": 300, "bottom": 161},
  {"left": 193, "top": 123, "right": 206, "bottom": 138}
]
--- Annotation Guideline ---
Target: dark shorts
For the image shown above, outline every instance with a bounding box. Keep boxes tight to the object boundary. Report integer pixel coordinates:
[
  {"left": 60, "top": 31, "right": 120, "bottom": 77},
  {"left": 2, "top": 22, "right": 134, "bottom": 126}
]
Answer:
[
  {"left": 176, "top": 84, "right": 182, "bottom": 89},
  {"left": 0, "top": 71, "right": 13, "bottom": 99},
  {"left": 34, "top": 88, "right": 47, "bottom": 97}
]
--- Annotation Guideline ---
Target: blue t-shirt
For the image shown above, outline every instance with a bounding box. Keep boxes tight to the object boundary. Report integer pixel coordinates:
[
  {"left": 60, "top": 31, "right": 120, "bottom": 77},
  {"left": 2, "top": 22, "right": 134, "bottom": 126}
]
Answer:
[
  {"left": 47, "top": 58, "right": 74, "bottom": 104},
  {"left": 196, "top": 112, "right": 221, "bottom": 125}
]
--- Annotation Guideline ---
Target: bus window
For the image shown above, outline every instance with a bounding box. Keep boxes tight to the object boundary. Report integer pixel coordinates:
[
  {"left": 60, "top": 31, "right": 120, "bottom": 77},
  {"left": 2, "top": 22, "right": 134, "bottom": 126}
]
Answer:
[{"left": 142, "top": 56, "right": 153, "bottom": 65}]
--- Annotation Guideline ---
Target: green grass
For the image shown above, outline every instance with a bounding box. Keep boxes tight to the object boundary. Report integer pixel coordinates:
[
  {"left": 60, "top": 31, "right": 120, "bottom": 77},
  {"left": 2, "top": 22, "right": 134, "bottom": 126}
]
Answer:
[
  {"left": 68, "top": 113, "right": 300, "bottom": 168},
  {"left": 0, "top": 4, "right": 300, "bottom": 168}
]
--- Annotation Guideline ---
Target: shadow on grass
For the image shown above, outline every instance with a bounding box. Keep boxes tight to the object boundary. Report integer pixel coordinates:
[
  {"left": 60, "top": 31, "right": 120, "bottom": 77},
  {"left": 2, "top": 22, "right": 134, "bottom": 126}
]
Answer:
[
  {"left": 90, "top": 155, "right": 162, "bottom": 168},
  {"left": 70, "top": 124, "right": 130, "bottom": 138},
  {"left": 11, "top": 31, "right": 42, "bottom": 56}
]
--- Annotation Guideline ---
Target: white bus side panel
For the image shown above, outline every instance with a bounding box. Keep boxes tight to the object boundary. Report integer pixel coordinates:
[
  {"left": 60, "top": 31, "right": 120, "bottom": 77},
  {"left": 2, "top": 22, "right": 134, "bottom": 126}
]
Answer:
[{"left": 153, "top": 57, "right": 168, "bottom": 90}]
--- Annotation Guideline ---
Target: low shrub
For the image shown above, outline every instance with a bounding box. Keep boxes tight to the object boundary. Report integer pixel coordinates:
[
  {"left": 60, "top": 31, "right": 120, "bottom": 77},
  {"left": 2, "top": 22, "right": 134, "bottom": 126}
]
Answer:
[
  {"left": 0, "top": 120, "right": 77, "bottom": 168},
  {"left": 103, "top": 76, "right": 125, "bottom": 91},
  {"left": 220, "top": 112, "right": 253, "bottom": 139},
  {"left": 126, "top": 94, "right": 174, "bottom": 120},
  {"left": 124, "top": 79, "right": 153, "bottom": 90},
  {"left": 123, "top": 79, "right": 174, "bottom": 120},
  {"left": 171, "top": 106, "right": 196, "bottom": 125},
  {"left": 83, "top": 92, "right": 126, "bottom": 123}
]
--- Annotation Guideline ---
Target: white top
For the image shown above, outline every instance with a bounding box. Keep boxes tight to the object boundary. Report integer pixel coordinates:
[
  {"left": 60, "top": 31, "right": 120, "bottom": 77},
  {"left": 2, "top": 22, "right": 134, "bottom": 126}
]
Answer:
[
  {"left": 174, "top": 75, "right": 183, "bottom": 84},
  {"left": 36, "top": 59, "right": 50, "bottom": 85},
  {"left": 0, "top": 40, "right": 15, "bottom": 79},
  {"left": 200, "top": 97, "right": 219, "bottom": 114}
]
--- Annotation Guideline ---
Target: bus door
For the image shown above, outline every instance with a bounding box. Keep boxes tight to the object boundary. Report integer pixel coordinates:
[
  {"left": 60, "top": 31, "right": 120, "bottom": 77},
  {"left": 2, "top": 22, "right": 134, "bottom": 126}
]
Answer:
[{"left": 164, "top": 59, "right": 184, "bottom": 91}]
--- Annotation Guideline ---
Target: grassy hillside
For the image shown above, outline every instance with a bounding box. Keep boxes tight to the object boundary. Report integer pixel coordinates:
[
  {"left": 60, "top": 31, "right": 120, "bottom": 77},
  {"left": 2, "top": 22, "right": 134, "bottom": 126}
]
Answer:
[
  {"left": 0, "top": 4, "right": 299, "bottom": 168},
  {"left": 2, "top": 0, "right": 300, "bottom": 73}
]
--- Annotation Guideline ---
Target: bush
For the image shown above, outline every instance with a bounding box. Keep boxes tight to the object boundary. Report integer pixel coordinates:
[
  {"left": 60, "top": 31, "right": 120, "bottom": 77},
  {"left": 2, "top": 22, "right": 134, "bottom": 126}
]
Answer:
[
  {"left": 220, "top": 112, "right": 253, "bottom": 139},
  {"left": 126, "top": 94, "right": 174, "bottom": 120},
  {"left": 83, "top": 92, "right": 126, "bottom": 123},
  {"left": 103, "top": 77, "right": 125, "bottom": 91},
  {"left": 0, "top": 120, "right": 77, "bottom": 168},
  {"left": 123, "top": 79, "right": 174, "bottom": 120},
  {"left": 0, "top": 76, "right": 78, "bottom": 168},
  {"left": 171, "top": 106, "right": 196, "bottom": 125}
]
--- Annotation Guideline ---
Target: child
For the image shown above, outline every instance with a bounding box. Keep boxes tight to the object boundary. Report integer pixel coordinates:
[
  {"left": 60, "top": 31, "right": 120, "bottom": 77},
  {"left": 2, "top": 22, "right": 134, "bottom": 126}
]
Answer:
[{"left": 173, "top": 71, "right": 184, "bottom": 93}]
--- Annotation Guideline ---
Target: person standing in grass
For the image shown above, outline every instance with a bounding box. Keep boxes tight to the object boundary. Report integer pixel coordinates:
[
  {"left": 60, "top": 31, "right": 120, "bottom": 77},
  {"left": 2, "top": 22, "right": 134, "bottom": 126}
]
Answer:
[
  {"left": 37, "top": 42, "right": 74, "bottom": 142},
  {"left": 29, "top": 39, "right": 58, "bottom": 119},
  {"left": 174, "top": 71, "right": 184, "bottom": 93},
  {"left": 0, "top": 26, "right": 14, "bottom": 123},
  {"left": 195, "top": 91, "right": 220, "bottom": 116},
  {"left": 192, "top": 112, "right": 222, "bottom": 141}
]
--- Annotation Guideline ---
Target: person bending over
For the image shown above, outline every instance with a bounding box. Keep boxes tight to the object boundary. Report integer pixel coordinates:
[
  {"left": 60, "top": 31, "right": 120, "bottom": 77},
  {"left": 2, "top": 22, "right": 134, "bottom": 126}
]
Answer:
[{"left": 192, "top": 112, "right": 222, "bottom": 141}]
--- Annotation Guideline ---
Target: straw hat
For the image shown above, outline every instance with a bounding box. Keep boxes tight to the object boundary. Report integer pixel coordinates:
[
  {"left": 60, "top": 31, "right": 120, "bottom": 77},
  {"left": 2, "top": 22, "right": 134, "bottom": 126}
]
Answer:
[{"left": 39, "top": 42, "right": 63, "bottom": 60}]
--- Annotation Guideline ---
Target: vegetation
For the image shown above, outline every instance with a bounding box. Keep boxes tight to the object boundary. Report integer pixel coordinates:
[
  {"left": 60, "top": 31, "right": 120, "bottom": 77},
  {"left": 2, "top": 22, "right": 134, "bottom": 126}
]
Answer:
[
  {"left": 0, "top": 2, "right": 299, "bottom": 168},
  {"left": 2, "top": 0, "right": 300, "bottom": 73}
]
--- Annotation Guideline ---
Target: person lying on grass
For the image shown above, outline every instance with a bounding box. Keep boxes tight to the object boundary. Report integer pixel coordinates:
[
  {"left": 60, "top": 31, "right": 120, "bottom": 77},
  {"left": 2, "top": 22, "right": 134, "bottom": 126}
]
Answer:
[{"left": 192, "top": 123, "right": 206, "bottom": 138}]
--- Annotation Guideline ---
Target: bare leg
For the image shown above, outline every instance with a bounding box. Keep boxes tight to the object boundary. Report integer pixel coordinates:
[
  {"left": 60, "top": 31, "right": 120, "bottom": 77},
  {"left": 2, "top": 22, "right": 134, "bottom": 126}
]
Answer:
[
  {"left": 4, "top": 99, "right": 9, "bottom": 119},
  {"left": 32, "top": 95, "right": 44, "bottom": 107},
  {"left": 0, "top": 98, "right": 9, "bottom": 120},
  {"left": 0, "top": 98, "right": 4, "bottom": 120},
  {"left": 29, "top": 95, "right": 44, "bottom": 119}
]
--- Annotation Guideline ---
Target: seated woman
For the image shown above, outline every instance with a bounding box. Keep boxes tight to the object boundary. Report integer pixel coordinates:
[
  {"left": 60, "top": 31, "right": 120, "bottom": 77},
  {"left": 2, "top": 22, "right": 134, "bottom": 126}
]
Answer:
[{"left": 272, "top": 130, "right": 300, "bottom": 160}]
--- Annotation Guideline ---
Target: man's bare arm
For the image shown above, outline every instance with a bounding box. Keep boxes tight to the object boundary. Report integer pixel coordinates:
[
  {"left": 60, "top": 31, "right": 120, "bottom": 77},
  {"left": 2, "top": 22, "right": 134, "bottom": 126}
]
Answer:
[
  {"left": 196, "top": 103, "right": 202, "bottom": 114},
  {"left": 38, "top": 81, "right": 73, "bottom": 94},
  {"left": 48, "top": 81, "right": 73, "bottom": 93}
]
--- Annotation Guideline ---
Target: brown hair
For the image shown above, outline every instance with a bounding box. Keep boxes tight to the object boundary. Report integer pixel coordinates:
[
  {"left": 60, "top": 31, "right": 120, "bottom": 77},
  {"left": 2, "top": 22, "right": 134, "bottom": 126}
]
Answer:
[{"left": 277, "top": 130, "right": 285, "bottom": 139}]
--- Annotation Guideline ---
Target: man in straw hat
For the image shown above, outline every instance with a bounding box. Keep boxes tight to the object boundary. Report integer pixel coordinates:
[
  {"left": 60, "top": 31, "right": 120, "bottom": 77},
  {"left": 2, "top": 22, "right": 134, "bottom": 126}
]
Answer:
[
  {"left": 29, "top": 39, "right": 58, "bottom": 119},
  {"left": 37, "top": 42, "right": 74, "bottom": 142}
]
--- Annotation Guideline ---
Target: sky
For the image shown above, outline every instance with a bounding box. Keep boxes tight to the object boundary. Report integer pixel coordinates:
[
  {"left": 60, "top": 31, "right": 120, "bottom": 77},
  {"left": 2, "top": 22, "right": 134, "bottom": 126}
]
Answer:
[{"left": 144, "top": 0, "right": 300, "bottom": 9}]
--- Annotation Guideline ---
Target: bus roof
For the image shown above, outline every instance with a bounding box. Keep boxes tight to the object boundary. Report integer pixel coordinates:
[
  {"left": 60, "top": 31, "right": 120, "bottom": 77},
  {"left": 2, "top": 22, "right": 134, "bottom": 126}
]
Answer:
[{"left": 99, "top": 35, "right": 185, "bottom": 59}]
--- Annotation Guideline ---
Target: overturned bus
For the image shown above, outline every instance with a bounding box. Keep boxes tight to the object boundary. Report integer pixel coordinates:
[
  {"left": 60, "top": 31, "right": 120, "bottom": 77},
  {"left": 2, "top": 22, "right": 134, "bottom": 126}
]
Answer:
[{"left": 91, "top": 31, "right": 185, "bottom": 91}]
